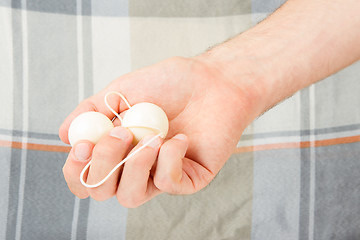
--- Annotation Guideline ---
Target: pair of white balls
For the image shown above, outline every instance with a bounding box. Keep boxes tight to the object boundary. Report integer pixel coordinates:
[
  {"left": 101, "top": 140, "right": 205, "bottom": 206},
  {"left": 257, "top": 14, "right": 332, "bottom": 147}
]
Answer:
[{"left": 68, "top": 102, "right": 169, "bottom": 146}]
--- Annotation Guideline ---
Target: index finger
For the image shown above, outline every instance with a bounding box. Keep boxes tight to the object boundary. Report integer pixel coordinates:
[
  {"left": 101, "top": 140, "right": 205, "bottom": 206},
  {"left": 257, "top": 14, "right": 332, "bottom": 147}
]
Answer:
[
  {"left": 59, "top": 100, "right": 97, "bottom": 144},
  {"left": 59, "top": 91, "right": 128, "bottom": 144},
  {"left": 62, "top": 140, "right": 95, "bottom": 198}
]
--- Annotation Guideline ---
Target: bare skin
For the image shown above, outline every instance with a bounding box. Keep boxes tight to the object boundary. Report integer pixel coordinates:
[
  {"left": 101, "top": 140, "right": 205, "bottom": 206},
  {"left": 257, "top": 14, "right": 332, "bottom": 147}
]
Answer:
[{"left": 59, "top": 0, "right": 360, "bottom": 208}]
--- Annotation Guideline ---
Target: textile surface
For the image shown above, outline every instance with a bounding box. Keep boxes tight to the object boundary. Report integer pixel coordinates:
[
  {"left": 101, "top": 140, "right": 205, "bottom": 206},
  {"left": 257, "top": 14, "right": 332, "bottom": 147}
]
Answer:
[{"left": 0, "top": 0, "right": 360, "bottom": 239}]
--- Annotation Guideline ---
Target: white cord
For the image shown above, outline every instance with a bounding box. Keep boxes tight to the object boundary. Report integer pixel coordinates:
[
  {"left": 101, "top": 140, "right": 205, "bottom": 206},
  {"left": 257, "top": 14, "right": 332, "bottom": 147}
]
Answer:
[
  {"left": 80, "top": 133, "right": 161, "bottom": 188},
  {"left": 79, "top": 92, "right": 161, "bottom": 188}
]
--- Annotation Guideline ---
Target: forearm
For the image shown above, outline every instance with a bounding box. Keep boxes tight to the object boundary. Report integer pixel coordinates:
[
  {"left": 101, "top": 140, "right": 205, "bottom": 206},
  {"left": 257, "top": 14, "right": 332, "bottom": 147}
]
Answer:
[{"left": 199, "top": 0, "right": 360, "bottom": 115}]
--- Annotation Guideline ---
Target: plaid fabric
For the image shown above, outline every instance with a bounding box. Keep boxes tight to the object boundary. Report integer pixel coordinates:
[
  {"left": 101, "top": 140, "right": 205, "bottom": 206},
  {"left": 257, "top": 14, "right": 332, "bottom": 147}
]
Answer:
[{"left": 1, "top": 0, "right": 360, "bottom": 239}]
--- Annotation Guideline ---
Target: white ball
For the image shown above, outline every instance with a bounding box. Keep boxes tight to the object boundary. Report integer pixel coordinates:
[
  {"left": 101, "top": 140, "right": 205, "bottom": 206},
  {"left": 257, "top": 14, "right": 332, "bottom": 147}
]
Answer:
[
  {"left": 122, "top": 102, "right": 169, "bottom": 143},
  {"left": 68, "top": 111, "right": 114, "bottom": 146}
]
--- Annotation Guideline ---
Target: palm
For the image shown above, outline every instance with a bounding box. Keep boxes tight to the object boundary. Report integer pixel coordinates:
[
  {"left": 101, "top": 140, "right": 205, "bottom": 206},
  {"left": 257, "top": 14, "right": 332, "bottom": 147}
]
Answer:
[
  {"left": 60, "top": 57, "right": 250, "bottom": 194},
  {"left": 100, "top": 57, "right": 247, "bottom": 191}
]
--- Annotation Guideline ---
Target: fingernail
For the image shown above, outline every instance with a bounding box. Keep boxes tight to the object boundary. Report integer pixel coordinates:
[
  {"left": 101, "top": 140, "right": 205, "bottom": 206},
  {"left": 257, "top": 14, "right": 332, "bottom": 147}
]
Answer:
[
  {"left": 74, "top": 143, "right": 92, "bottom": 161},
  {"left": 141, "top": 135, "right": 161, "bottom": 149},
  {"left": 173, "top": 134, "right": 187, "bottom": 141},
  {"left": 110, "top": 127, "right": 130, "bottom": 141}
]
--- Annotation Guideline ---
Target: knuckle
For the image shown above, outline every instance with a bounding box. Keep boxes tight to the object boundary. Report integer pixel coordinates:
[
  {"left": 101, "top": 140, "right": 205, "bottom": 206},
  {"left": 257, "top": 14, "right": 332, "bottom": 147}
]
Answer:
[
  {"left": 154, "top": 176, "right": 179, "bottom": 194},
  {"left": 126, "top": 150, "right": 155, "bottom": 170},
  {"left": 159, "top": 146, "right": 176, "bottom": 157},
  {"left": 88, "top": 188, "right": 112, "bottom": 201},
  {"left": 116, "top": 192, "right": 142, "bottom": 208},
  {"left": 93, "top": 144, "right": 115, "bottom": 159},
  {"left": 127, "top": 156, "right": 149, "bottom": 169},
  {"left": 67, "top": 185, "right": 89, "bottom": 199},
  {"left": 74, "top": 191, "right": 89, "bottom": 199},
  {"left": 159, "top": 142, "right": 184, "bottom": 160},
  {"left": 92, "top": 147, "right": 120, "bottom": 166}
]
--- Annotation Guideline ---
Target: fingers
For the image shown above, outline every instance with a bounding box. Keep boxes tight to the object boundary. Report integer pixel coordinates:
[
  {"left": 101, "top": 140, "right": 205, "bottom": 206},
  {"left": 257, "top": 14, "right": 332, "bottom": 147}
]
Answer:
[
  {"left": 63, "top": 132, "right": 214, "bottom": 206},
  {"left": 154, "top": 134, "right": 214, "bottom": 194},
  {"left": 63, "top": 126, "right": 163, "bottom": 206},
  {"left": 116, "top": 135, "right": 163, "bottom": 208},
  {"left": 153, "top": 134, "right": 188, "bottom": 194},
  {"left": 62, "top": 127, "right": 133, "bottom": 201},
  {"left": 86, "top": 127, "right": 133, "bottom": 201},
  {"left": 59, "top": 93, "right": 129, "bottom": 144},
  {"left": 59, "top": 101, "right": 98, "bottom": 144},
  {"left": 62, "top": 140, "right": 95, "bottom": 199}
]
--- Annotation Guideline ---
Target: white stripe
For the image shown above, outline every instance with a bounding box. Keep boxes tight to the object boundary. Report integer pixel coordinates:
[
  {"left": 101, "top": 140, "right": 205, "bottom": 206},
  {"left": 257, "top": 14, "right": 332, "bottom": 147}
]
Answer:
[
  {"left": 295, "top": 83, "right": 302, "bottom": 240},
  {"left": 71, "top": 197, "right": 81, "bottom": 240},
  {"left": 15, "top": 2, "right": 29, "bottom": 240},
  {"left": 0, "top": 6, "right": 15, "bottom": 131},
  {"left": 91, "top": 16, "right": 131, "bottom": 93},
  {"left": 77, "top": 0, "right": 84, "bottom": 103},
  {"left": 70, "top": 1, "right": 84, "bottom": 239},
  {"left": 237, "top": 136, "right": 301, "bottom": 147},
  {"left": 308, "top": 85, "right": 316, "bottom": 240},
  {"left": 0, "top": 6, "right": 14, "bottom": 240}
]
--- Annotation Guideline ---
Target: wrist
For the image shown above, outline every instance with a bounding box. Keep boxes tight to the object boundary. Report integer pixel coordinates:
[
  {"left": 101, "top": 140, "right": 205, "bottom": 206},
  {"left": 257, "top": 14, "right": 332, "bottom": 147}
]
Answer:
[{"left": 195, "top": 39, "right": 275, "bottom": 119}]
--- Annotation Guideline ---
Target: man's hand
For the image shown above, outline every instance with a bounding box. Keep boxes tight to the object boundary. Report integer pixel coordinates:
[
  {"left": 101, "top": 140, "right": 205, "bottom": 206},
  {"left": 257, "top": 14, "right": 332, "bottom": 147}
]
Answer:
[
  {"left": 59, "top": 57, "right": 261, "bottom": 207},
  {"left": 60, "top": 0, "right": 360, "bottom": 208}
]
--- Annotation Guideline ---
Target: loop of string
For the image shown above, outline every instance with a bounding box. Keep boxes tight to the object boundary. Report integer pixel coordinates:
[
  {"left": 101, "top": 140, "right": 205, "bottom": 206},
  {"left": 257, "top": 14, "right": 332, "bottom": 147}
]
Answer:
[
  {"left": 80, "top": 133, "right": 162, "bottom": 188},
  {"left": 104, "top": 91, "right": 132, "bottom": 124},
  {"left": 79, "top": 92, "right": 162, "bottom": 188}
]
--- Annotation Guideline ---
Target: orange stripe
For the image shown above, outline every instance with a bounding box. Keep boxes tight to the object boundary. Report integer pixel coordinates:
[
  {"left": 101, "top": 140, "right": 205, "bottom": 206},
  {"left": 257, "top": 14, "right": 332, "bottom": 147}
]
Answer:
[
  {"left": 235, "top": 135, "right": 360, "bottom": 153},
  {"left": 0, "top": 139, "right": 71, "bottom": 153},
  {"left": 0, "top": 135, "right": 359, "bottom": 154}
]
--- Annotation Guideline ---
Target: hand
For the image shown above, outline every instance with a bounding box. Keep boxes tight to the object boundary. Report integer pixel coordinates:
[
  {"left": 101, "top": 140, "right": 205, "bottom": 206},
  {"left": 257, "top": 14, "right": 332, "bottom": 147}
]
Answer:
[{"left": 59, "top": 56, "right": 261, "bottom": 207}]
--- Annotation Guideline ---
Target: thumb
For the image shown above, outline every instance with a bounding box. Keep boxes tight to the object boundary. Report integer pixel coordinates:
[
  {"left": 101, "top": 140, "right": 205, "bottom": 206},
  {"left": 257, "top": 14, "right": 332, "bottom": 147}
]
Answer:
[{"left": 154, "top": 134, "right": 195, "bottom": 194}]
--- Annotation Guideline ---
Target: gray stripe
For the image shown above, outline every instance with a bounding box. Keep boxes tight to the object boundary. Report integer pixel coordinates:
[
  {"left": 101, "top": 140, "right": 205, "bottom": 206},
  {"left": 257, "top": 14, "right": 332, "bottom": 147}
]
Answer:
[
  {"left": 27, "top": 0, "right": 76, "bottom": 15},
  {"left": 75, "top": 1, "right": 92, "bottom": 238},
  {"left": 81, "top": 0, "right": 91, "bottom": 15},
  {"left": 6, "top": 4, "right": 23, "bottom": 239},
  {"left": 298, "top": 88, "right": 310, "bottom": 240},
  {"left": 241, "top": 130, "right": 301, "bottom": 141},
  {"left": 129, "top": 0, "right": 251, "bottom": 17},
  {"left": 5, "top": 149, "right": 22, "bottom": 240},
  {"left": 0, "top": 0, "right": 11, "bottom": 7},
  {"left": 10, "top": 0, "right": 19, "bottom": 8},
  {"left": 240, "top": 123, "right": 360, "bottom": 141},
  {"left": 91, "top": 0, "right": 128, "bottom": 17},
  {"left": 313, "top": 142, "right": 360, "bottom": 239},
  {"left": 27, "top": 3, "right": 78, "bottom": 135},
  {"left": 76, "top": 199, "right": 90, "bottom": 240},
  {"left": 0, "top": 148, "right": 11, "bottom": 239},
  {"left": 82, "top": 0, "right": 93, "bottom": 98},
  {"left": 298, "top": 148, "right": 310, "bottom": 240},
  {"left": 20, "top": 150, "right": 74, "bottom": 239},
  {"left": 71, "top": 198, "right": 80, "bottom": 240},
  {"left": 251, "top": 0, "right": 286, "bottom": 13},
  {"left": 251, "top": 148, "right": 301, "bottom": 239},
  {"left": 2, "top": 0, "right": 251, "bottom": 17},
  {"left": 313, "top": 124, "right": 360, "bottom": 135},
  {"left": 0, "top": 129, "right": 60, "bottom": 140},
  {"left": 1, "top": 0, "right": 128, "bottom": 17},
  {"left": 87, "top": 198, "right": 128, "bottom": 240}
]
